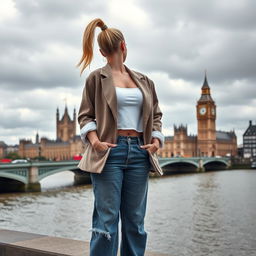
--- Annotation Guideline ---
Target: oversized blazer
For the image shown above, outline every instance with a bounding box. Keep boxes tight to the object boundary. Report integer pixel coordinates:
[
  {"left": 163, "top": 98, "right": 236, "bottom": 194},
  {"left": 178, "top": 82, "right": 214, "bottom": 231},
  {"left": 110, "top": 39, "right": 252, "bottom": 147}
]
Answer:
[{"left": 77, "top": 62, "right": 164, "bottom": 176}]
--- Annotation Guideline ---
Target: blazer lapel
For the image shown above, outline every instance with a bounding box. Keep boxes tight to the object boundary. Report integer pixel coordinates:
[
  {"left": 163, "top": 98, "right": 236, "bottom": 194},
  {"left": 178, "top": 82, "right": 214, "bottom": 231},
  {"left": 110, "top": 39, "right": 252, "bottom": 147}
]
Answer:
[
  {"left": 100, "top": 62, "right": 151, "bottom": 132},
  {"left": 100, "top": 63, "right": 117, "bottom": 122}
]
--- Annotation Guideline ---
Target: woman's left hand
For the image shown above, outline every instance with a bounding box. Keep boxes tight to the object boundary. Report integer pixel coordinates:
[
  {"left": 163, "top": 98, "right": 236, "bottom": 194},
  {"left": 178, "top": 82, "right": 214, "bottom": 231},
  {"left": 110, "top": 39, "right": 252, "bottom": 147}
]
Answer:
[{"left": 140, "top": 138, "right": 160, "bottom": 154}]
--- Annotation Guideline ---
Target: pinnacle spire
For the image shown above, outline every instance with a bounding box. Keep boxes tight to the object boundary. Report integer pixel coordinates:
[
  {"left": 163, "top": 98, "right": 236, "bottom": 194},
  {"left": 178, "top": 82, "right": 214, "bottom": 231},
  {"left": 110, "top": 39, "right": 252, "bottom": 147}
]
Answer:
[
  {"left": 202, "top": 69, "right": 210, "bottom": 89},
  {"left": 63, "top": 97, "right": 68, "bottom": 113},
  {"left": 197, "top": 70, "right": 214, "bottom": 103}
]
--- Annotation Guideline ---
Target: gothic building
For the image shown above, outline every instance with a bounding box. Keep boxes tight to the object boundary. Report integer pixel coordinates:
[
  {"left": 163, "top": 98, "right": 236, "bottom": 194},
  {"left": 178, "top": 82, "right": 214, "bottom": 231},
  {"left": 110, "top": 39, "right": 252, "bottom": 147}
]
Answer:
[
  {"left": 19, "top": 105, "right": 83, "bottom": 160},
  {"left": 158, "top": 74, "right": 237, "bottom": 158},
  {"left": 56, "top": 105, "right": 76, "bottom": 142}
]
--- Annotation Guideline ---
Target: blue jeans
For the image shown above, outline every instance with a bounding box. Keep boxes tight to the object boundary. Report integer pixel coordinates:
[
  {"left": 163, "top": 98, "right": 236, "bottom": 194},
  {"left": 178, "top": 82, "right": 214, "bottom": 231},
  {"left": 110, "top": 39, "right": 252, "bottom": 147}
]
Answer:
[{"left": 89, "top": 135, "right": 151, "bottom": 256}]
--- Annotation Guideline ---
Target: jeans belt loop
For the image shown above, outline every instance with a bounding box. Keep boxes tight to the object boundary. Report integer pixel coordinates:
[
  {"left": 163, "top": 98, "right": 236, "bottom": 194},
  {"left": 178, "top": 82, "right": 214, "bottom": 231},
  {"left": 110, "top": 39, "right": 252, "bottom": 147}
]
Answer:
[{"left": 137, "top": 136, "right": 141, "bottom": 146}]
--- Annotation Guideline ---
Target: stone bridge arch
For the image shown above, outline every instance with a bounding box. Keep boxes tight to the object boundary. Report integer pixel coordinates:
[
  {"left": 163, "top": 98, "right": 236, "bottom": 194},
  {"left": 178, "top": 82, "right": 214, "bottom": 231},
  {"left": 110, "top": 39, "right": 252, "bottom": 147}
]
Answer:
[
  {"left": 38, "top": 166, "right": 79, "bottom": 181},
  {"left": 203, "top": 159, "right": 229, "bottom": 171},
  {"left": 160, "top": 159, "right": 199, "bottom": 173}
]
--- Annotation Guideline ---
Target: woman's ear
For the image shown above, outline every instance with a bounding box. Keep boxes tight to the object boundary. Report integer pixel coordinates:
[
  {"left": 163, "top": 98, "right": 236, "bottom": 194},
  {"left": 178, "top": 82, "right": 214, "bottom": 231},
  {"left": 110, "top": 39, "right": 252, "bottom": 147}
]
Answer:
[{"left": 120, "top": 40, "right": 126, "bottom": 52}]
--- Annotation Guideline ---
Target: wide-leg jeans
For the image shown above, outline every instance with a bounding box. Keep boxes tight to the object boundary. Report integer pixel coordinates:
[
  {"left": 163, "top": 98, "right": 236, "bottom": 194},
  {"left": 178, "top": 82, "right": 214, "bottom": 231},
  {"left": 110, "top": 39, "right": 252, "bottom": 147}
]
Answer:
[{"left": 89, "top": 135, "right": 151, "bottom": 256}]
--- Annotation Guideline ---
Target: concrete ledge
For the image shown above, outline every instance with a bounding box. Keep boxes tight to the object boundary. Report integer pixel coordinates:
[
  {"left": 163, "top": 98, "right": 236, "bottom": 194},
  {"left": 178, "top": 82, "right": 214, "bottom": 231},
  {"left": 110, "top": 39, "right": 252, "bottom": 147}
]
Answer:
[{"left": 0, "top": 228, "right": 170, "bottom": 256}]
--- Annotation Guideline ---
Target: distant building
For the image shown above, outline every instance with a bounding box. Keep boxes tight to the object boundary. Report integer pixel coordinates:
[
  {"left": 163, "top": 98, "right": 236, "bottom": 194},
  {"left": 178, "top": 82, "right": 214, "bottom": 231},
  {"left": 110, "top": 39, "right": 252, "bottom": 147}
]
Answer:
[
  {"left": 243, "top": 120, "right": 256, "bottom": 159},
  {"left": 0, "top": 141, "right": 19, "bottom": 159},
  {"left": 158, "top": 73, "right": 237, "bottom": 158},
  {"left": 19, "top": 104, "right": 84, "bottom": 160},
  {"left": 0, "top": 141, "right": 7, "bottom": 158}
]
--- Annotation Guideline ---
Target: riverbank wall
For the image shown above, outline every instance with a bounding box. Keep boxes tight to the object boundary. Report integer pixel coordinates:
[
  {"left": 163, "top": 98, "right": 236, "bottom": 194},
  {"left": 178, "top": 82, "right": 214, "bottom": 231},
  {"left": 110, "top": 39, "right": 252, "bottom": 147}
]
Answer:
[{"left": 0, "top": 228, "right": 170, "bottom": 256}]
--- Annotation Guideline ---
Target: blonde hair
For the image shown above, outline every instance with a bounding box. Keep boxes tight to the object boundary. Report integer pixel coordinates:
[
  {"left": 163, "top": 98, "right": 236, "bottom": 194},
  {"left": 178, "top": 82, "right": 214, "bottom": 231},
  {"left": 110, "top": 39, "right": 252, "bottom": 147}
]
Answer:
[{"left": 76, "top": 18, "right": 125, "bottom": 75}]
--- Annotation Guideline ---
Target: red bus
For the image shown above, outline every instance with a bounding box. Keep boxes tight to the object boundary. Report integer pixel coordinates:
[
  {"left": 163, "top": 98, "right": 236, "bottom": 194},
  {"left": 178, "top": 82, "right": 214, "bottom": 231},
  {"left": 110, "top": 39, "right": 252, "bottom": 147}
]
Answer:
[
  {"left": 0, "top": 158, "right": 12, "bottom": 163},
  {"left": 73, "top": 154, "right": 82, "bottom": 160}
]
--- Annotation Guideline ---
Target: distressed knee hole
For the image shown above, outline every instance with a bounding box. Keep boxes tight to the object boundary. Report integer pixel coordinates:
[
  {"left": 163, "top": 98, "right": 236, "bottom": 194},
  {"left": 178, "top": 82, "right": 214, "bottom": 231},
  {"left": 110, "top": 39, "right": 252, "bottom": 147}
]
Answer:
[{"left": 89, "top": 228, "right": 111, "bottom": 241}]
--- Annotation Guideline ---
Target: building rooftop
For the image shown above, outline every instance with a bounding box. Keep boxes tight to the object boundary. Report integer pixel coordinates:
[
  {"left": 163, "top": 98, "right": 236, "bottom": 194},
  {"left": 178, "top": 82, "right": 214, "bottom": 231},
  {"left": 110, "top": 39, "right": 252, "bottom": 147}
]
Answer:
[
  {"left": 243, "top": 120, "right": 256, "bottom": 136},
  {"left": 216, "top": 130, "right": 236, "bottom": 140}
]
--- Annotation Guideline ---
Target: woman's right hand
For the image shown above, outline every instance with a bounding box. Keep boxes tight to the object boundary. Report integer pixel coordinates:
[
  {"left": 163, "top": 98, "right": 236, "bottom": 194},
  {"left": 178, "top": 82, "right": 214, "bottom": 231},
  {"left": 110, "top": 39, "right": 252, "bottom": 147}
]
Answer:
[{"left": 92, "top": 140, "right": 117, "bottom": 152}]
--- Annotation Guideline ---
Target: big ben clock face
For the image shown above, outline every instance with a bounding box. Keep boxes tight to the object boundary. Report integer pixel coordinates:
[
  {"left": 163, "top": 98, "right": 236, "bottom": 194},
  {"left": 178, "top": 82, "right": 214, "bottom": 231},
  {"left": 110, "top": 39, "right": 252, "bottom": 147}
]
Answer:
[
  {"left": 211, "top": 108, "right": 215, "bottom": 115},
  {"left": 199, "top": 107, "right": 206, "bottom": 115}
]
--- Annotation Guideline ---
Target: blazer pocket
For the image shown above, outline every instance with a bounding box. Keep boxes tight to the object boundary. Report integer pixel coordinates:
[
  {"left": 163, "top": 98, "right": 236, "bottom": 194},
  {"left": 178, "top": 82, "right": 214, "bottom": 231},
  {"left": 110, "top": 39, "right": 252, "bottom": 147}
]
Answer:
[
  {"left": 95, "top": 148, "right": 109, "bottom": 154},
  {"left": 148, "top": 151, "right": 164, "bottom": 176},
  {"left": 77, "top": 143, "right": 111, "bottom": 173}
]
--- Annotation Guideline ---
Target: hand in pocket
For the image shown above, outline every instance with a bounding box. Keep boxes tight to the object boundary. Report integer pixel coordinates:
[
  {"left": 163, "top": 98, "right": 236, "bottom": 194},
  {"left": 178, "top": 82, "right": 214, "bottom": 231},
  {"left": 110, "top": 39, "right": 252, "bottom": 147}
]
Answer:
[{"left": 93, "top": 140, "right": 117, "bottom": 152}]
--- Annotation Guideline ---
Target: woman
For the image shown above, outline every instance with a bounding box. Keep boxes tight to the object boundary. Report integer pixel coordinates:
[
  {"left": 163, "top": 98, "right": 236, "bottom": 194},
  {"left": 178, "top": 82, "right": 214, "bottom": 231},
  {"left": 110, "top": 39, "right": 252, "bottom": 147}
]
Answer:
[{"left": 76, "top": 18, "right": 165, "bottom": 256}]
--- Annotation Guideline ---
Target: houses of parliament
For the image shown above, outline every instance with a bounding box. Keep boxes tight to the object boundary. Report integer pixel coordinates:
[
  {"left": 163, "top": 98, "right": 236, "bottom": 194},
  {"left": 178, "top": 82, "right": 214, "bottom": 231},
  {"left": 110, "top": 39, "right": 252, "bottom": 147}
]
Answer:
[
  {"left": 158, "top": 74, "right": 237, "bottom": 158},
  {"left": 18, "top": 74, "right": 237, "bottom": 160}
]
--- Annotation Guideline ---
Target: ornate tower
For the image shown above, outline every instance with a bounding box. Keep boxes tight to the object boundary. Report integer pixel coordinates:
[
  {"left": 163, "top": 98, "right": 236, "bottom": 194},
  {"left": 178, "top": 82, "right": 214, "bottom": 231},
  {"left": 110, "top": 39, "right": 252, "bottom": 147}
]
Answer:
[
  {"left": 196, "top": 72, "right": 217, "bottom": 157},
  {"left": 35, "top": 130, "right": 39, "bottom": 144},
  {"left": 56, "top": 104, "right": 76, "bottom": 142}
]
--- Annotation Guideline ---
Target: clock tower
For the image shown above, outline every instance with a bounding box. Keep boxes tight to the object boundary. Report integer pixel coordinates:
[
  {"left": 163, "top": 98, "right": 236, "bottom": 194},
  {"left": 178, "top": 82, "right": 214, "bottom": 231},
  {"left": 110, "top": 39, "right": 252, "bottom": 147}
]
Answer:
[{"left": 196, "top": 72, "right": 216, "bottom": 157}]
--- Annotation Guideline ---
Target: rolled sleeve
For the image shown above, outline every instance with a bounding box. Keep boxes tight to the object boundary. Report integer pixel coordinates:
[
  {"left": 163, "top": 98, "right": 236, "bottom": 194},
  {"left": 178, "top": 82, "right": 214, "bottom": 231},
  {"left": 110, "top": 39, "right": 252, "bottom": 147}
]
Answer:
[
  {"left": 152, "top": 130, "right": 165, "bottom": 148},
  {"left": 78, "top": 74, "right": 97, "bottom": 145},
  {"left": 77, "top": 74, "right": 96, "bottom": 130},
  {"left": 80, "top": 121, "right": 97, "bottom": 144}
]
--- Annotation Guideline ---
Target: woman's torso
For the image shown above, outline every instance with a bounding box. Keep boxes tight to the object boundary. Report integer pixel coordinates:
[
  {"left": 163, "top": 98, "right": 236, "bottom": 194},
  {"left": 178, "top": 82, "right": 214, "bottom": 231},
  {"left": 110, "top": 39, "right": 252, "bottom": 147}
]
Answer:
[
  {"left": 111, "top": 68, "right": 144, "bottom": 132},
  {"left": 115, "top": 86, "right": 143, "bottom": 132}
]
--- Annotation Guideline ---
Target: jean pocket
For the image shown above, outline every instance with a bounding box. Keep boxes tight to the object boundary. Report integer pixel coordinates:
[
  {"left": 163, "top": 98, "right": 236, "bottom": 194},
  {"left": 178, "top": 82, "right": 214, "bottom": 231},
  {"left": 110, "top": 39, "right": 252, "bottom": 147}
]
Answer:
[{"left": 109, "top": 144, "right": 120, "bottom": 151}]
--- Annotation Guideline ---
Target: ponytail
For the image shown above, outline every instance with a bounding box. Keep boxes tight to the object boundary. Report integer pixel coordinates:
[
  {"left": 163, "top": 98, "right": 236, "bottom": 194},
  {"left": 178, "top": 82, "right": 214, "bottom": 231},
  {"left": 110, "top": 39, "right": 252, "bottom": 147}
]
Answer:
[{"left": 76, "top": 18, "right": 125, "bottom": 76}]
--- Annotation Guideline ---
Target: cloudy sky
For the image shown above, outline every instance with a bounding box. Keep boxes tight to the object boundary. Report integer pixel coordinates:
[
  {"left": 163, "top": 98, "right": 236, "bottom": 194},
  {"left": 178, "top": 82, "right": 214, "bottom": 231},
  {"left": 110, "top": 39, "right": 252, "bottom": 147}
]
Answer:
[{"left": 1, "top": 0, "right": 255, "bottom": 146}]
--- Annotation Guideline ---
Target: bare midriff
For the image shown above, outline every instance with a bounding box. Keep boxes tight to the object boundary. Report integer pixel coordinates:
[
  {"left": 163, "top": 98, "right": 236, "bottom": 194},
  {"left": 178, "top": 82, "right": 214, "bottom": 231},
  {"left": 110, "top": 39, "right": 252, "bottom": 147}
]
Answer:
[{"left": 117, "top": 129, "right": 143, "bottom": 137}]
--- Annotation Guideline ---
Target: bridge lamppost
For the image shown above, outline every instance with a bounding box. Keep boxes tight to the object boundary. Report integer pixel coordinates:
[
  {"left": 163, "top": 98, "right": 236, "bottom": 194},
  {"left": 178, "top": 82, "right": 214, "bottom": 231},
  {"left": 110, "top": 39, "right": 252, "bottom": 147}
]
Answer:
[{"left": 198, "top": 148, "right": 201, "bottom": 158}]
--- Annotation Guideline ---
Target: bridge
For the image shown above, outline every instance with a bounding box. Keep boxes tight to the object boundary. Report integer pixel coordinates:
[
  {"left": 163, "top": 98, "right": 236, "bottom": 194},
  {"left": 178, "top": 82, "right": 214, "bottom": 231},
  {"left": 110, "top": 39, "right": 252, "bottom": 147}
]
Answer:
[
  {"left": 0, "top": 161, "right": 89, "bottom": 193},
  {"left": 0, "top": 157, "right": 231, "bottom": 192},
  {"left": 158, "top": 156, "right": 231, "bottom": 173}
]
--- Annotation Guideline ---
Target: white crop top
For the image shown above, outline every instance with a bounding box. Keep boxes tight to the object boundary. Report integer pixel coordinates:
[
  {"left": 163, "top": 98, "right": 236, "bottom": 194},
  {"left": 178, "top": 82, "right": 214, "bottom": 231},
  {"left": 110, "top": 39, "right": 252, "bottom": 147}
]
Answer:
[{"left": 115, "top": 87, "right": 143, "bottom": 132}]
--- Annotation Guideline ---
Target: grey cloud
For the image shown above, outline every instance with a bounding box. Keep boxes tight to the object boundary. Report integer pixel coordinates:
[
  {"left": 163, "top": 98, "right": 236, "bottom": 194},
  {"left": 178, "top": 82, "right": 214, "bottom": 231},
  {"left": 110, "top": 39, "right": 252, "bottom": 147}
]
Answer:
[
  {"left": 126, "top": 0, "right": 256, "bottom": 86},
  {"left": 138, "top": 0, "right": 256, "bottom": 30},
  {"left": 128, "top": 27, "right": 256, "bottom": 84},
  {"left": 14, "top": 0, "right": 101, "bottom": 20},
  {"left": 0, "top": 55, "right": 81, "bottom": 90},
  {"left": 0, "top": 0, "right": 106, "bottom": 91}
]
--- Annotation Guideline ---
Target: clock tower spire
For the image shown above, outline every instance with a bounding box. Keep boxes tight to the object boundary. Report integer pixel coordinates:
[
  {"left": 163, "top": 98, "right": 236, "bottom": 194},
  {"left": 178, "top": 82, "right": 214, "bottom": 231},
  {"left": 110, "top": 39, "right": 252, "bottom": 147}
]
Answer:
[{"left": 196, "top": 72, "right": 216, "bottom": 157}]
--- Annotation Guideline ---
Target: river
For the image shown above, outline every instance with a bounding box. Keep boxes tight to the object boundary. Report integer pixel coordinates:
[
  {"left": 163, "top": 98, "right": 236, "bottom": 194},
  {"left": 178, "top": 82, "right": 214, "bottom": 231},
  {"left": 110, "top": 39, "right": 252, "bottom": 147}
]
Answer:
[{"left": 0, "top": 169, "right": 255, "bottom": 256}]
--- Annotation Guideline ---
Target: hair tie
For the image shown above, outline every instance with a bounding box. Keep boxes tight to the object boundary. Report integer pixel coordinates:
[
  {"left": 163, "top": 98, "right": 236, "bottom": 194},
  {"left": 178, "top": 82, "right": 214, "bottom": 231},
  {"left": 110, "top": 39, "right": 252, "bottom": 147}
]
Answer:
[{"left": 101, "top": 24, "right": 108, "bottom": 31}]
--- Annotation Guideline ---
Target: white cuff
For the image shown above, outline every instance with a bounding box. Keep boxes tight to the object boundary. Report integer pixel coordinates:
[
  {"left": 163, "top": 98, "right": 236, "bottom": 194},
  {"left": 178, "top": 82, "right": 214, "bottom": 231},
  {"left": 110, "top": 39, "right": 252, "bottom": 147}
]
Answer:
[
  {"left": 80, "top": 121, "right": 97, "bottom": 144},
  {"left": 151, "top": 130, "right": 165, "bottom": 148}
]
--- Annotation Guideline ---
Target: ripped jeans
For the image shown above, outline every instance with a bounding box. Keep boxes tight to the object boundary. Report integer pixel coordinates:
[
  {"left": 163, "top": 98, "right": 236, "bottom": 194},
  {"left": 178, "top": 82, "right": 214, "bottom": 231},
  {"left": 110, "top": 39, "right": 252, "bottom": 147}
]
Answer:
[{"left": 89, "top": 135, "right": 151, "bottom": 256}]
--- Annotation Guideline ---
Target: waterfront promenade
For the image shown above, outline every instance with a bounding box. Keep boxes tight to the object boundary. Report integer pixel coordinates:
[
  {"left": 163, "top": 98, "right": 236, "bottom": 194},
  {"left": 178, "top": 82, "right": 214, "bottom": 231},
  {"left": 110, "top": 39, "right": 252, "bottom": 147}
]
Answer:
[{"left": 0, "top": 229, "right": 170, "bottom": 256}]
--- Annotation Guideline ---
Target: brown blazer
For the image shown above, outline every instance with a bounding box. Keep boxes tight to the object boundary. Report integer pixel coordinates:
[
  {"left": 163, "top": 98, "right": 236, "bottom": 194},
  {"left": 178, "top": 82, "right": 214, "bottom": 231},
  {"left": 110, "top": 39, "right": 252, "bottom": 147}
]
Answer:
[{"left": 77, "top": 62, "right": 164, "bottom": 176}]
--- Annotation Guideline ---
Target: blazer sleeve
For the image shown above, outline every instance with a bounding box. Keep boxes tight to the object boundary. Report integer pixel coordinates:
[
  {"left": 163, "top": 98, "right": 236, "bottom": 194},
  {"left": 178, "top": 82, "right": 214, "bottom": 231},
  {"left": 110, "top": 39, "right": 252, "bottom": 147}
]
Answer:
[
  {"left": 148, "top": 78, "right": 165, "bottom": 148},
  {"left": 77, "top": 74, "right": 97, "bottom": 144}
]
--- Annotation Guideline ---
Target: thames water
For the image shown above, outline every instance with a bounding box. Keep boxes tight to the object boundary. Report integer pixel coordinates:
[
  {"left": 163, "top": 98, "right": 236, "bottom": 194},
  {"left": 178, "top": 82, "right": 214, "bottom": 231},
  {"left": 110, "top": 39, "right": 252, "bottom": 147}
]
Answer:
[{"left": 0, "top": 169, "right": 255, "bottom": 256}]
